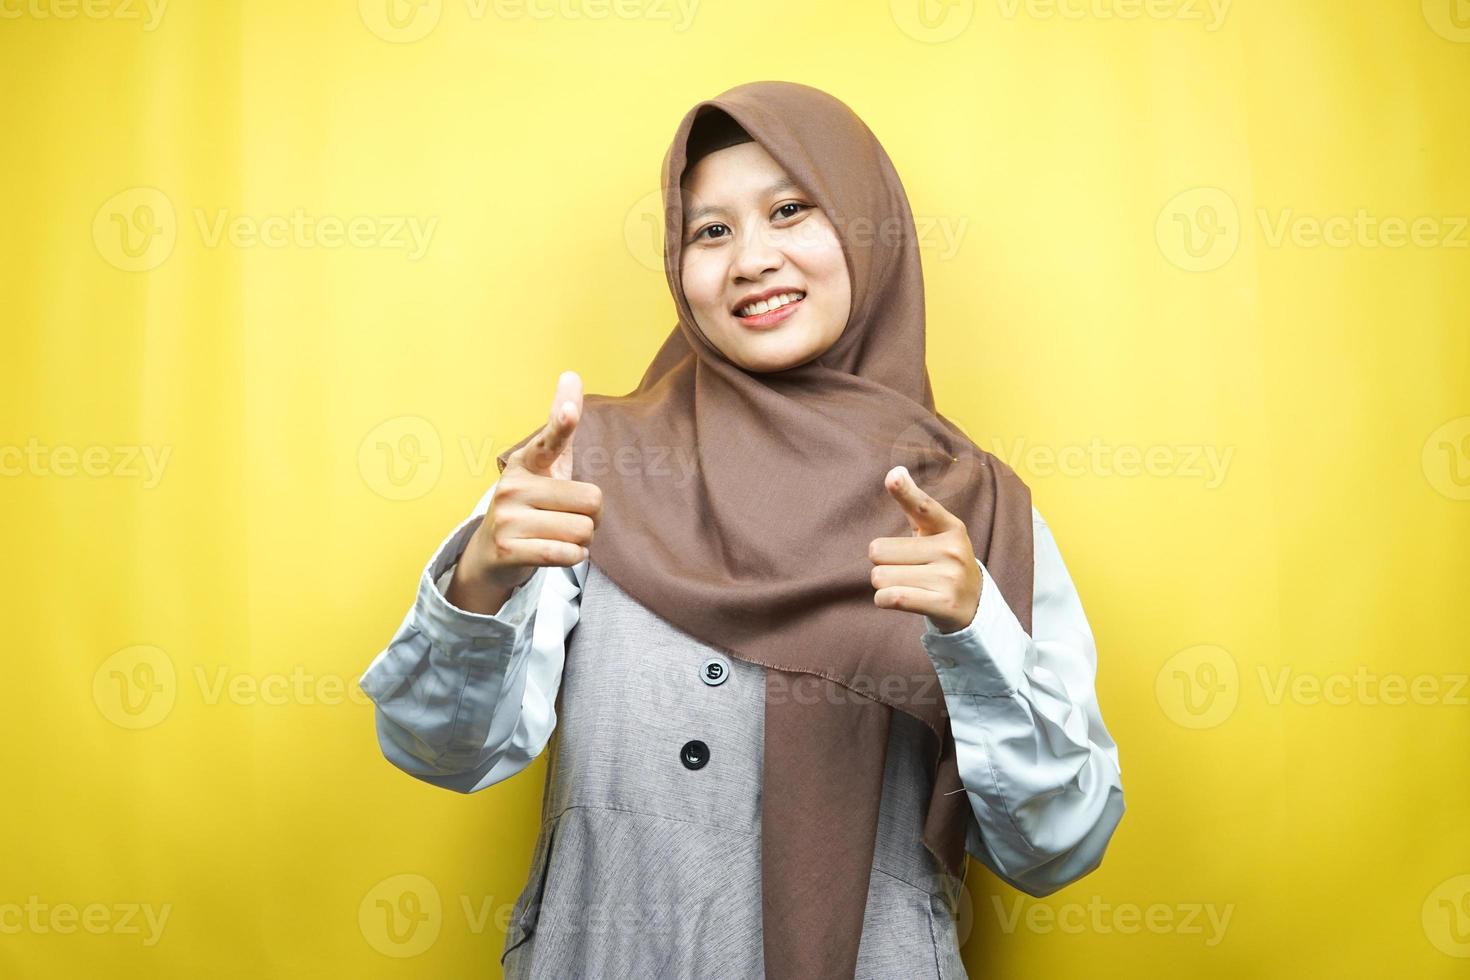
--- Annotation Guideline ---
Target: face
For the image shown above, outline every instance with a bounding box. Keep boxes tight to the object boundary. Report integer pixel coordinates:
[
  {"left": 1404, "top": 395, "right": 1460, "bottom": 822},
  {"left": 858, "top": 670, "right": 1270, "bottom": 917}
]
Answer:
[{"left": 679, "top": 140, "right": 852, "bottom": 374}]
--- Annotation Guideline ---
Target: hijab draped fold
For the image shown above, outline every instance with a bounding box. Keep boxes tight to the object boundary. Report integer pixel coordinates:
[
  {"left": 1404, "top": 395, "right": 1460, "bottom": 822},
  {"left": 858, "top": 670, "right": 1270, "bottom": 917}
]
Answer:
[{"left": 497, "top": 79, "right": 1035, "bottom": 979}]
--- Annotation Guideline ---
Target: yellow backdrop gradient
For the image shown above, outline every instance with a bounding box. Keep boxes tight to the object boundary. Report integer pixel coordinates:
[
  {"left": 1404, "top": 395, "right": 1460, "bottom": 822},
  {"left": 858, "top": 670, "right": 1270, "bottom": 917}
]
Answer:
[{"left": 2, "top": 0, "right": 1467, "bottom": 976}]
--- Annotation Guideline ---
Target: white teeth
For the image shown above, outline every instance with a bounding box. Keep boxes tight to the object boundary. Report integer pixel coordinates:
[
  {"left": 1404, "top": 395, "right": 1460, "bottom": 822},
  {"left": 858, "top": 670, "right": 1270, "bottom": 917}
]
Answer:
[{"left": 736, "top": 291, "right": 804, "bottom": 317}]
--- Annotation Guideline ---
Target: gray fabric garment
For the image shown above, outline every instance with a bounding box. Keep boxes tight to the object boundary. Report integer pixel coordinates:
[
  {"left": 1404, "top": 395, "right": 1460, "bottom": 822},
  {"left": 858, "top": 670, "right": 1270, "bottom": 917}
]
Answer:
[{"left": 500, "top": 561, "right": 970, "bottom": 979}]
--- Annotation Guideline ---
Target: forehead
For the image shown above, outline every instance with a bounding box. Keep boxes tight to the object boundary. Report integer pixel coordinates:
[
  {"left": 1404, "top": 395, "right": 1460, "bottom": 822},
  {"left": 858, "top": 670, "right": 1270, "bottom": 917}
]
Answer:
[{"left": 680, "top": 142, "right": 800, "bottom": 220}]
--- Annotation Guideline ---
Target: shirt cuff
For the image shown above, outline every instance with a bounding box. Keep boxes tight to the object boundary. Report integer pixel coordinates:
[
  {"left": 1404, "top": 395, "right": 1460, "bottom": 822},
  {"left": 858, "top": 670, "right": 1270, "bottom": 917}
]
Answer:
[
  {"left": 921, "top": 559, "right": 1029, "bottom": 697},
  {"left": 413, "top": 511, "right": 543, "bottom": 660}
]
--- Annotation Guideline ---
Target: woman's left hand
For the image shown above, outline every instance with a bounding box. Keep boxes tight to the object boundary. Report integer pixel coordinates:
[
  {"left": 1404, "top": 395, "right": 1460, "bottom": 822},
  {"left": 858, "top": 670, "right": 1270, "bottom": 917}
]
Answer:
[{"left": 867, "top": 465, "right": 982, "bottom": 634}]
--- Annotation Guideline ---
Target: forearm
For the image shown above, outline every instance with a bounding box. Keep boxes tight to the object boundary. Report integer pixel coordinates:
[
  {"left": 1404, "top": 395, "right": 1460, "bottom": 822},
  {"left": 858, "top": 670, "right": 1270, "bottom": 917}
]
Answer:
[{"left": 445, "top": 555, "right": 516, "bottom": 616}]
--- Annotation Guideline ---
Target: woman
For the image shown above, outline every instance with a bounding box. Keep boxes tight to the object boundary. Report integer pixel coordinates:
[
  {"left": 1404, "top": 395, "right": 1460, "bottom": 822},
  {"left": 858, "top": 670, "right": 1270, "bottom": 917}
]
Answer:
[{"left": 359, "top": 80, "right": 1125, "bottom": 979}]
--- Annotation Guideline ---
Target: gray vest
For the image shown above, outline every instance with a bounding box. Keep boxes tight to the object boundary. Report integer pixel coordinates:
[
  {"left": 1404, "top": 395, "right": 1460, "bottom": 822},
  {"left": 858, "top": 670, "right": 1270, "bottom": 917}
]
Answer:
[{"left": 501, "top": 561, "right": 969, "bottom": 979}]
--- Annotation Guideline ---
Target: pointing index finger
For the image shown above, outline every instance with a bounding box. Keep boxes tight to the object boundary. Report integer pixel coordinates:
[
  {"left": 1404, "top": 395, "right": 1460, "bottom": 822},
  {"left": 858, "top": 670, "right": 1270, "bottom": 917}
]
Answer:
[
  {"left": 885, "top": 465, "right": 958, "bottom": 535},
  {"left": 511, "top": 370, "right": 583, "bottom": 476}
]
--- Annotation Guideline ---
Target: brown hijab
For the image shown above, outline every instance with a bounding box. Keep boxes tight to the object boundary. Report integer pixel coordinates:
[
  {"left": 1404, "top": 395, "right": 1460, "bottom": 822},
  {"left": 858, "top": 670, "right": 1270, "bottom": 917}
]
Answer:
[{"left": 497, "top": 80, "right": 1035, "bottom": 978}]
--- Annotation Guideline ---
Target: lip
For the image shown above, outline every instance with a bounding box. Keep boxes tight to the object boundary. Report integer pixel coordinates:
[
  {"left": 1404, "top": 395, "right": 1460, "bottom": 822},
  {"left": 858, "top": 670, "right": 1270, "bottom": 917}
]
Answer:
[
  {"left": 733, "top": 294, "right": 803, "bottom": 330},
  {"left": 731, "top": 286, "right": 805, "bottom": 315}
]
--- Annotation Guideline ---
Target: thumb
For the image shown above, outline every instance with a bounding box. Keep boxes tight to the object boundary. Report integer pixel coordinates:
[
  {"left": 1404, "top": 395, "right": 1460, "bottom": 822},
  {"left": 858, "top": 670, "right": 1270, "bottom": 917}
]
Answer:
[
  {"left": 884, "top": 465, "right": 957, "bottom": 536},
  {"left": 518, "top": 370, "right": 583, "bottom": 477}
]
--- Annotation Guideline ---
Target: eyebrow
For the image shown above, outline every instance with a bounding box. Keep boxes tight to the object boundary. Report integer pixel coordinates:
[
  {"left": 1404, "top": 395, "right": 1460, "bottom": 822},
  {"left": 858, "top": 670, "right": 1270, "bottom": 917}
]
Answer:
[{"left": 683, "top": 177, "right": 803, "bottom": 228}]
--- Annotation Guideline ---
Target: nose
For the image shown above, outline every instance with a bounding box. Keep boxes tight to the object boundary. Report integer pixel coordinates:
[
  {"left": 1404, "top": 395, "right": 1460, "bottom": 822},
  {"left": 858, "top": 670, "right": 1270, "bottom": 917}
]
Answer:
[{"left": 730, "top": 221, "right": 784, "bottom": 284}]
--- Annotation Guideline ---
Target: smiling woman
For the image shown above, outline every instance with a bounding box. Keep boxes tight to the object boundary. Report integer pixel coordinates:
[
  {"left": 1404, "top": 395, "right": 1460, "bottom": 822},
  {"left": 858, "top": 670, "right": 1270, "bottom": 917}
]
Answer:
[
  {"left": 362, "top": 79, "right": 1126, "bottom": 980},
  {"left": 677, "top": 122, "right": 852, "bottom": 373},
  {"left": 678, "top": 109, "right": 852, "bottom": 373}
]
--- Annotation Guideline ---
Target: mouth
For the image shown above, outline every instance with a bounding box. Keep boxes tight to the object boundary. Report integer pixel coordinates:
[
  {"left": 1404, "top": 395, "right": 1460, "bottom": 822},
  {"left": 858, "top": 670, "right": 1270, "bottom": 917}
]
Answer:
[{"left": 732, "top": 290, "right": 805, "bottom": 330}]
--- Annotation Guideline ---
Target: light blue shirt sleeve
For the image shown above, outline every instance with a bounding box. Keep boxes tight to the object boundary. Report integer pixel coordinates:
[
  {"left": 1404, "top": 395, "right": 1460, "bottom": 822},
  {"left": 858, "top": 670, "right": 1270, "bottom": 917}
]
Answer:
[
  {"left": 920, "top": 505, "right": 1126, "bottom": 897},
  {"left": 357, "top": 480, "right": 587, "bottom": 794}
]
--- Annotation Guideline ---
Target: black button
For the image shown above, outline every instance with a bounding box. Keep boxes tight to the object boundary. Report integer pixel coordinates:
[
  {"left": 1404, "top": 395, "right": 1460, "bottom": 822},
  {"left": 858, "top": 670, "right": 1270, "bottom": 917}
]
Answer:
[{"left": 679, "top": 739, "right": 709, "bottom": 770}]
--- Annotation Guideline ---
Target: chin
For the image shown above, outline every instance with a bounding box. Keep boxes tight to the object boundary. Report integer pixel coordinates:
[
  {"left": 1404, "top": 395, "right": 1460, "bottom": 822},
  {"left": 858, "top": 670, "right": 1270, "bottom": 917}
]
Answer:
[
  {"left": 699, "top": 310, "right": 829, "bottom": 372},
  {"left": 736, "top": 340, "right": 821, "bottom": 374}
]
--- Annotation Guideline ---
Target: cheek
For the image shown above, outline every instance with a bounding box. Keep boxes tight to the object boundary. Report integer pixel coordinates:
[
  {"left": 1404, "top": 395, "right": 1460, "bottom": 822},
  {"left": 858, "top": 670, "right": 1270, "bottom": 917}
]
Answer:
[
  {"left": 681, "top": 258, "right": 725, "bottom": 314},
  {"left": 793, "top": 225, "right": 847, "bottom": 288},
  {"left": 799, "top": 228, "right": 850, "bottom": 331}
]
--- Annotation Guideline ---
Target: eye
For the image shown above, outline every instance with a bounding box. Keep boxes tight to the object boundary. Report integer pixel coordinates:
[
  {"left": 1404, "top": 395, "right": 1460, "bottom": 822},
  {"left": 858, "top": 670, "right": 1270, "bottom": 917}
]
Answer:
[
  {"left": 775, "top": 202, "right": 811, "bottom": 220},
  {"left": 690, "top": 223, "right": 730, "bottom": 244}
]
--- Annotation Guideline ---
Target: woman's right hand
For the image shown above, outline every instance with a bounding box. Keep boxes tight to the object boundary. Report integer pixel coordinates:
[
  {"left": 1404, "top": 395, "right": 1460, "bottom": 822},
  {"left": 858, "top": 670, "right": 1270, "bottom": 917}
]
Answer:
[{"left": 447, "top": 371, "right": 603, "bottom": 614}]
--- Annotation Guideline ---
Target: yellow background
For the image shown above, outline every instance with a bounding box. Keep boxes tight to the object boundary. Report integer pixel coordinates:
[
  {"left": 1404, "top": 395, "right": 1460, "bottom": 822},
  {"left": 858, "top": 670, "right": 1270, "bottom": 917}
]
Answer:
[{"left": 3, "top": 0, "right": 1467, "bottom": 976}]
